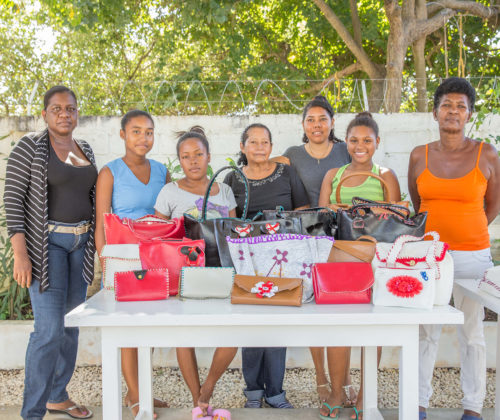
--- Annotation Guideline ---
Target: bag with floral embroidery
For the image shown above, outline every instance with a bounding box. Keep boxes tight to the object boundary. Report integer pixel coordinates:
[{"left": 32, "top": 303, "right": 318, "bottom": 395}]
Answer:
[
  {"left": 372, "top": 231, "right": 453, "bottom": 309},
  {"left": 226, "top": 233, "right": 335, "bottom": 302}
]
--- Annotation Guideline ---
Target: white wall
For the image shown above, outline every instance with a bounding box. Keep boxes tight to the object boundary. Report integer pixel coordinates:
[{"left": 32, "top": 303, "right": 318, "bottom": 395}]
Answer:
[{"left": 1, "top": 113, "right": 499, "bottom": 202}]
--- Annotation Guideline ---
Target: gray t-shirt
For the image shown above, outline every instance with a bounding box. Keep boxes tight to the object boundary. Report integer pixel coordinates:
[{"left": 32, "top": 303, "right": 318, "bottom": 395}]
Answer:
[
  {"left": 283, "top": 142, "right": 351, "bottom": 207},
  {"left": 154, "top": 181, "right": 237, "bottom": 219}
]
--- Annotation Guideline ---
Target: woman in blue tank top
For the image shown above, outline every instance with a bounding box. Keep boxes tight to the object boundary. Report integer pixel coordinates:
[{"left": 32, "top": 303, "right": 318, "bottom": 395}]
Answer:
[{"left": 95, "top": 110, "right": 170, "bottom": 418}]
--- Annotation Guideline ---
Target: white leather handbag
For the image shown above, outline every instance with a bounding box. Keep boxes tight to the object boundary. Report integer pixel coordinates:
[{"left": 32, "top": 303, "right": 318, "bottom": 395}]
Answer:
[
  {"left": 101, "top": 244, "right": 142, "bottom": 290},
  {"left": 372, "top": 232, "right": 454, "bottom": 308},
  {"left": 478, "top": 265, "right": 500, "bottom": 298}
]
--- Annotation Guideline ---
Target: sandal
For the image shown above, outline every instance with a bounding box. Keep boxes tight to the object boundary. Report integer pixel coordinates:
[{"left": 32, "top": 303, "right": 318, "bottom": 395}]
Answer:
[
  {"left": 192, "top": 406, "right": 213, "bottom": 420},
  {"left": 343, "top": 384, "right": 357, "bottom": 407},
  {"left": 47, "top": 404, "right": 93, "bottom": 419},
  {"left": 212, "top": 408, "right": 231, "bottom": 420},
  {"left": 319, "top": 402, "right": 342, "bottom": 420},
  {"left": 125, "top": 399, "right": 158, "bottom": 419},
  {"left": 316, "top": 382, "right": 331, "bottom": 402},
  {"left": 350, "top": 407, "right": 363, "bottom": 420}
]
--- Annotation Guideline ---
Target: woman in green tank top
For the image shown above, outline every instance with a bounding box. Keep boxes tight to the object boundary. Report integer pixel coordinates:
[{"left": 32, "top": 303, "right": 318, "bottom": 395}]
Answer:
[
  {"left": 317, "top": 112, "right": 401, "bottom": 420},
  {"left": 318, "top": 112, "right": 401, "bottom": 208}
]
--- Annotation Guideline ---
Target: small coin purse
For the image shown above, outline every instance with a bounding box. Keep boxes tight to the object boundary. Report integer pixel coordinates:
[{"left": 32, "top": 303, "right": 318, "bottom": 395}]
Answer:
[
  {"left": 179, "top": 267, "right": 235, "bottom": 299},
  {"left": 114, "top": 268, "right": 169, "bottom": 302}
]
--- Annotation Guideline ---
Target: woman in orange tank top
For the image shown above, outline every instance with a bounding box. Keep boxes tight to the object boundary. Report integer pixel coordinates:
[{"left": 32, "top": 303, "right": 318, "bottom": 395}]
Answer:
[{"left": 408, "top": 77, "right": 500, "bottom": 420}]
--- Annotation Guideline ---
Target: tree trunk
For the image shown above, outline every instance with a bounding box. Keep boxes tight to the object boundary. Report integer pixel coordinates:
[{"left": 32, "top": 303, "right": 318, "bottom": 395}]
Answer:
[
  {"left": 384, "top": 17, "right": 407, "bottom": 112},
  {"left": 413, "top": 37, "right": 427, "bottom": 111},
  {"left": 413, "top": 0, "right": 428, "bottom": 112},
  {"left": 368, "top": 79, "right": 385, "bottom": 112}
]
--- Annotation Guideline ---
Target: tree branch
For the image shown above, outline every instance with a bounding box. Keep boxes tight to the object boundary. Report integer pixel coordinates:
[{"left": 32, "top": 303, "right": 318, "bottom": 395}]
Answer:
[
  {"left": 304, "top": 63, "right": 363, "bottom": 94},
  {"left": 349, "top": 0, "right": 362, "bottom": 46},
  {"left": 128, "top": 39, "right": 157, "bottom": 81},
  {"left": 411, "top": 8, "right": 457, "bottom": 42},
  {"left": 312, "top": 0, "right": 383, "bottom": 79},
  {"left": 427, "top": 0, "right": 499, "bottom": 19}
]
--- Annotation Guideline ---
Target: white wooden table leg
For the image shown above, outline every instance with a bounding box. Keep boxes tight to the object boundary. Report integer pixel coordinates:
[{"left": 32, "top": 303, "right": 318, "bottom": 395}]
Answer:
[
  {"left": 495, "top": 321, "right": 500, "bottom": 420},
  {"left": 101, "top": 331, "right": 122, "bottom": 420},
  {"left": 136, "top": 346, "right": 153, "bottom": 420},
  {"left": 363, "top": 346, "right": 381, "bottom": 420},
  {"left": 399, "top": 326, "right": 419, "bottom": 420}
]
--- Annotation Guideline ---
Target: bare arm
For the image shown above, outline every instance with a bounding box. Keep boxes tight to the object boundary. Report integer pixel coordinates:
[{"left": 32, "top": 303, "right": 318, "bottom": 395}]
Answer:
[
  {"left": 407, "top": 146, "right": 425, "bottom": 213},
  {"left": 483, "top": 144, "right": 500, "bottom": 225},
  {"left": 95, "top": 166, "right": 114, "bottom": 260},
  {"left": 318, "top": 168, "right": 338, "bottom": 207},
  {"left": 380, "top": 167, "right": 402, "bottom": 202},
  {"left": 294, "top": 205, "right": 310, "bottom": 210},
  {"left": 229, "top": 208, "right": 237, "bottom": 218},
  {"left": 154, "top": 210, "right": 170, "bottom": 220},
  {"left": 270, "top": 156, "right": 290, "bottom": 165},
  {"left": 11, "top": 233, "right": 32, "bottom": 288}
]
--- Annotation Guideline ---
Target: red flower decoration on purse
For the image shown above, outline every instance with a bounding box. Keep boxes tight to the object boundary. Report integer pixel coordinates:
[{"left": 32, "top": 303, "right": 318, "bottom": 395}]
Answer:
[{"left": 386, "top": 275, "right": 423, "bottom": 298}]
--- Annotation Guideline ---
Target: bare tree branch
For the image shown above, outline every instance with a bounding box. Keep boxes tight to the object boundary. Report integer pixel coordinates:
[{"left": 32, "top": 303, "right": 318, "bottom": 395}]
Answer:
[
  {"left": 304, "top": 63, "right": 363, "bottom": 94},
  {"left": 349, "top": 0, "right": 362, "bottom": 46},
  {"left": 427, "top": 0, "right": 499, "bottom": 18},
  {"left": 311, "top": 0, "right": 383, "bottom": 79},
  {"left": 128, "top": 40, "right": 157, "bottom": 81},
  {"left": 411, "top": 9, "right": 457, "bottom": 41}
]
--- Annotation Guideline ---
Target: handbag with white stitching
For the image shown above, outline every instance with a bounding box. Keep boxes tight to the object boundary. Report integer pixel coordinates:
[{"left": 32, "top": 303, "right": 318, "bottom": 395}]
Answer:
[
  {"left": 372, "top": 232, "right": 454, "bottom": 307},
  {"left": 478, "top": 265, "right": 500, "bottom": 298},
  {"left": 101, "top": 244, "right": 142, "bottom": 290}
]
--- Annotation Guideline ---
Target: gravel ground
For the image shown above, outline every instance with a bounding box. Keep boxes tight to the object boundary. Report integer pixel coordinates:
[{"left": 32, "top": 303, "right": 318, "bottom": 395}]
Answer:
[{"left": 0, "top": 367, "right": 496, "bottom": 408}]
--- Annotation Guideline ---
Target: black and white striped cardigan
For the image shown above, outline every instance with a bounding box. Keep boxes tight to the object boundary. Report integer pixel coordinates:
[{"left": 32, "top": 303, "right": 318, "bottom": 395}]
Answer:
[{"left": 4, "top": 129, "right": 96, "bottom": 292}]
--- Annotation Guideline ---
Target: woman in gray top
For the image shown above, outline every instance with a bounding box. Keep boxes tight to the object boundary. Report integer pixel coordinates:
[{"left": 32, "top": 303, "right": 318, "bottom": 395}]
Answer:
[
  {"left": 276, "top": 95, "right": 351, "bottom": 207},
  {"left": 274, "top": 96, "right": 354, "bottom": 409}
]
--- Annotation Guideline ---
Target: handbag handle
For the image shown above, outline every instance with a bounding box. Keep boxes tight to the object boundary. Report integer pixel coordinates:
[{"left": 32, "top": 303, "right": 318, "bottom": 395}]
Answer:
[
  {"left": 357, "top": 235, "right": 377, "bottom": 244},
  {"left": 351, "top": 196, "right": 410, "bottom": 209},
  {"left": 273, "top": 206, "right": 336, "bottom": 216},
  {"left": 335, "top": 171, "right": 389, "bottom": 204},
  {"left": 386, "top": 231, "right": 440, "bottom": 267},
  {"left": 201, "top": 165, "right": 250, "bottom": 221},
  {"left": 350, "top": 201, "right": 411, "bottom": 219},
  {"left": 123, "top": 217, "right": 178, "bottom": 240}
]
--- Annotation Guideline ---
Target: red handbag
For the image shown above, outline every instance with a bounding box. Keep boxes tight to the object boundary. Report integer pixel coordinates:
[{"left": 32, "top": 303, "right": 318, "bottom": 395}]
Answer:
[
  {"left": 114, "top": 269, "right": 169, "bottom": 302},
  {"left": 104, "top": 213, "right": 185, "bottom": 244},
  {"left": 139, "top": 239, "right": 205, "bottom": 296},
  {"left": 312, "top": 262, "right": 374, "bottom": 304}
]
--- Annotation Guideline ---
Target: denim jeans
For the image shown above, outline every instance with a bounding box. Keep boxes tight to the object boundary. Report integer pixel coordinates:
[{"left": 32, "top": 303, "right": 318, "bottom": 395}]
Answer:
[
  {"left": 21, "top": 221, "right": 90, "bottom": 420},
  {"left": 419, "top": 248, "right": 493, "bottom": 413},
  {"left": 242, "top": 347, "right": 287, "bottom": 403}
]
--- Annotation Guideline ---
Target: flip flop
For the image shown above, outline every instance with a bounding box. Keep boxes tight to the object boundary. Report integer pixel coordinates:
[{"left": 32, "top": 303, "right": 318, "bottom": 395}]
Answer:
[
  {"left": 350, "top": 407, "right": 363, "bottom": 420},
  {"left": 192, "top": 406, "right": 213, "bottom": 420},
  {"left": 461, "top": 415, "right": 482, "bottom": 420},
  {"left": 47, "top": 405, "right": 93, "bottom": 419},
  {"left": 212, "top": 408, "right": 231, "bottom": 420},
  {"left": 319, "top": 402, "right": 342, "bottom": 420}
]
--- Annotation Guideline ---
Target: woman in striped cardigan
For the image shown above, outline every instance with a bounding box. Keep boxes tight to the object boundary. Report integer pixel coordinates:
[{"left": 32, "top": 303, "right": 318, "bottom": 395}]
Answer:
[{"left": 4, "top": 86, "right": 97, "bottom": 420}]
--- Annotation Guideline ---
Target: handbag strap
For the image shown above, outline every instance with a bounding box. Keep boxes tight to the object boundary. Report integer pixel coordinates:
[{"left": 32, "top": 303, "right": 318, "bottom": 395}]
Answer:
[
  {"left": 273, "top": 206, "right": 336, "bottom": 217},
  {"left": 201, "top": 165, "right": 250, "bottom": 221},
  {"left": 386, "top": 231, "right": 440, "bottom": 267},
  {"left": 350, "top": 201, "right": 410, "bottom": 219},
  {"left": 123, "top": 218, "right": 178, "bottom": 240},
  {"left": 335, "top": 171, "right": 389, "bottom": 204},
  {"left": 357, "top": 235, "right": 377, "bottom": 243}
]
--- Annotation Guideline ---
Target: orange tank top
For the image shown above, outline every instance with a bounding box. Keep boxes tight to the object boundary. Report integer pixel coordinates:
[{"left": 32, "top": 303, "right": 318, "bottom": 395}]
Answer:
[{"left": 416, "top": 142, "right": 489, "bottom": 251}]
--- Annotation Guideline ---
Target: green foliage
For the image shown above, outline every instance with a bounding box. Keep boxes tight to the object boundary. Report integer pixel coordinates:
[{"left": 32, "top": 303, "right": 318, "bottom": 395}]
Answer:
[
  {"left": 164, "top": 157, "right": 213, "bottom": 180},
  {"left": 0, "top": 206, "right": 32, "bottom": 320},
  {"left": 473, "top": 79, "right": 500, "bottom": 155}
]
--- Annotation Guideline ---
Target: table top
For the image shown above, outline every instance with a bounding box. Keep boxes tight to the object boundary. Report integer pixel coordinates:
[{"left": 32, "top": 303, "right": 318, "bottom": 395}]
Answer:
[
  {"left": 65, "top": 290, "right": 463, "bottom": 328},
  {"left": 455, "top": 278, "right": 500, "bottom": 314}
]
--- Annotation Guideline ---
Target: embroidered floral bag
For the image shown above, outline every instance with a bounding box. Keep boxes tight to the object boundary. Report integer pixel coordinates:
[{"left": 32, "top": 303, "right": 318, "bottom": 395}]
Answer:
[
  {"left": 372, "top": 232, "right": 454, "bottom": 309},
  {"left": 226, "top": 233, "right": 335, "bottom": 302}
]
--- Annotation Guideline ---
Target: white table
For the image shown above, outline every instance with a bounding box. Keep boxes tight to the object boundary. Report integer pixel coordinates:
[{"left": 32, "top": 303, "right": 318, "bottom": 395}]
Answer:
[
  {"left": 455, "top": 278, "right": 499, "bottom": 419},
  {"left": 65, "top": 290, "right": 463, "bottom": 420}
]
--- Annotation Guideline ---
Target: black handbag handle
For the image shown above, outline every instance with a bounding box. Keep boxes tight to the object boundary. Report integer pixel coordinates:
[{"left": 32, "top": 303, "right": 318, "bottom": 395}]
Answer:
[
  {"left": 201, "top": 165, "right": 250, "bottom": 221},
  {"left": 271, "top": 206, "right": 336, "bottom": 217},
  {"left": 350, "top": 202, "right": 411, "bottom": 219}
]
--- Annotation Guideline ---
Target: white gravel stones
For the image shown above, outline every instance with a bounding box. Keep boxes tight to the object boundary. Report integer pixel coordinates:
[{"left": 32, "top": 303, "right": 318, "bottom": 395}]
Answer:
[{"left": 0, "top": 367, "right": 495, "bottom": 408}]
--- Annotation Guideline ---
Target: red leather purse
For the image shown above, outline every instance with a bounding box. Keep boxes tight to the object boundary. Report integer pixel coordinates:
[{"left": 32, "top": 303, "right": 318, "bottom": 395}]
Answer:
[
  {"left": 312, "top": 262, "right": 374, "bottom": 304},
  {"left": 139, "top": 239, "right": 205, "bottom": 296},
  {"left": 114, "top": 269, "right": 169, "bottom": 302},
  {"left": 104, "top": 214, "right": 185, "bottom": 244}
]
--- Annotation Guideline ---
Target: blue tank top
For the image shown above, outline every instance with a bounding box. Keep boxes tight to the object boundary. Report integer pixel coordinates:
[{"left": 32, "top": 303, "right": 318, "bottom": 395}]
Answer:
[{"left": 106, "top": 158, "right": 167, "bottom": 219}]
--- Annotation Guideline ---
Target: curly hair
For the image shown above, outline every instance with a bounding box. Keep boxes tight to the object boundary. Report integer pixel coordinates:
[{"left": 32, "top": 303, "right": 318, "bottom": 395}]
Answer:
[{"left": 433, "top": 77, "right": 476, "bottom": 111}]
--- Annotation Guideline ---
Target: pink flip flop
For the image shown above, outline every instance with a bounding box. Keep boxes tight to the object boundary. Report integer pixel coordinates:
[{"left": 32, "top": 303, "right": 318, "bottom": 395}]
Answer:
[
  {"left": 212, "top": 408, "right": 231, "bottom": 420},
  {"left": 192, "top": 406, "right": 214, "bottom": 420}
]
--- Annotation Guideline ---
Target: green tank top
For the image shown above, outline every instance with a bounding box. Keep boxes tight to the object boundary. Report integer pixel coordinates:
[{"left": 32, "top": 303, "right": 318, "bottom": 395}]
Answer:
[{"left": 330, "top": 163, "right": 384, "bottom": 204}]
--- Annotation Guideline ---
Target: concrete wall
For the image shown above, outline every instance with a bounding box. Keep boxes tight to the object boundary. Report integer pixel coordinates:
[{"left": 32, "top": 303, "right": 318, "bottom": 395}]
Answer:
[
  {"left": 2, "top": 113, "right": 499, "bottom": 243},
  {"left": 0, "top": 321, "right": 497, "bottom": 369}
]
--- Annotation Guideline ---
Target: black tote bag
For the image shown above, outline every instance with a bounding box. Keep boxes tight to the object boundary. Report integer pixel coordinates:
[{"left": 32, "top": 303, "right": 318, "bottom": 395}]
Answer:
[
  {"left": 262, "top": 207, "right": 337, "bottom": 237},
  {"left": 336, "top": 202, "right": 427, "bottom": 242}
]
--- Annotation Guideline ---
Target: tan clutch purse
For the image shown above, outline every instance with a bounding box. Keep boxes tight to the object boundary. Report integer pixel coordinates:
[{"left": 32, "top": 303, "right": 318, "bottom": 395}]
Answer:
[
  {"left": 231, "top": 275, "right": 303, "bottom": 307},
  {"left": 328, "top": 235, "right": 376, "bottom": 264}
]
